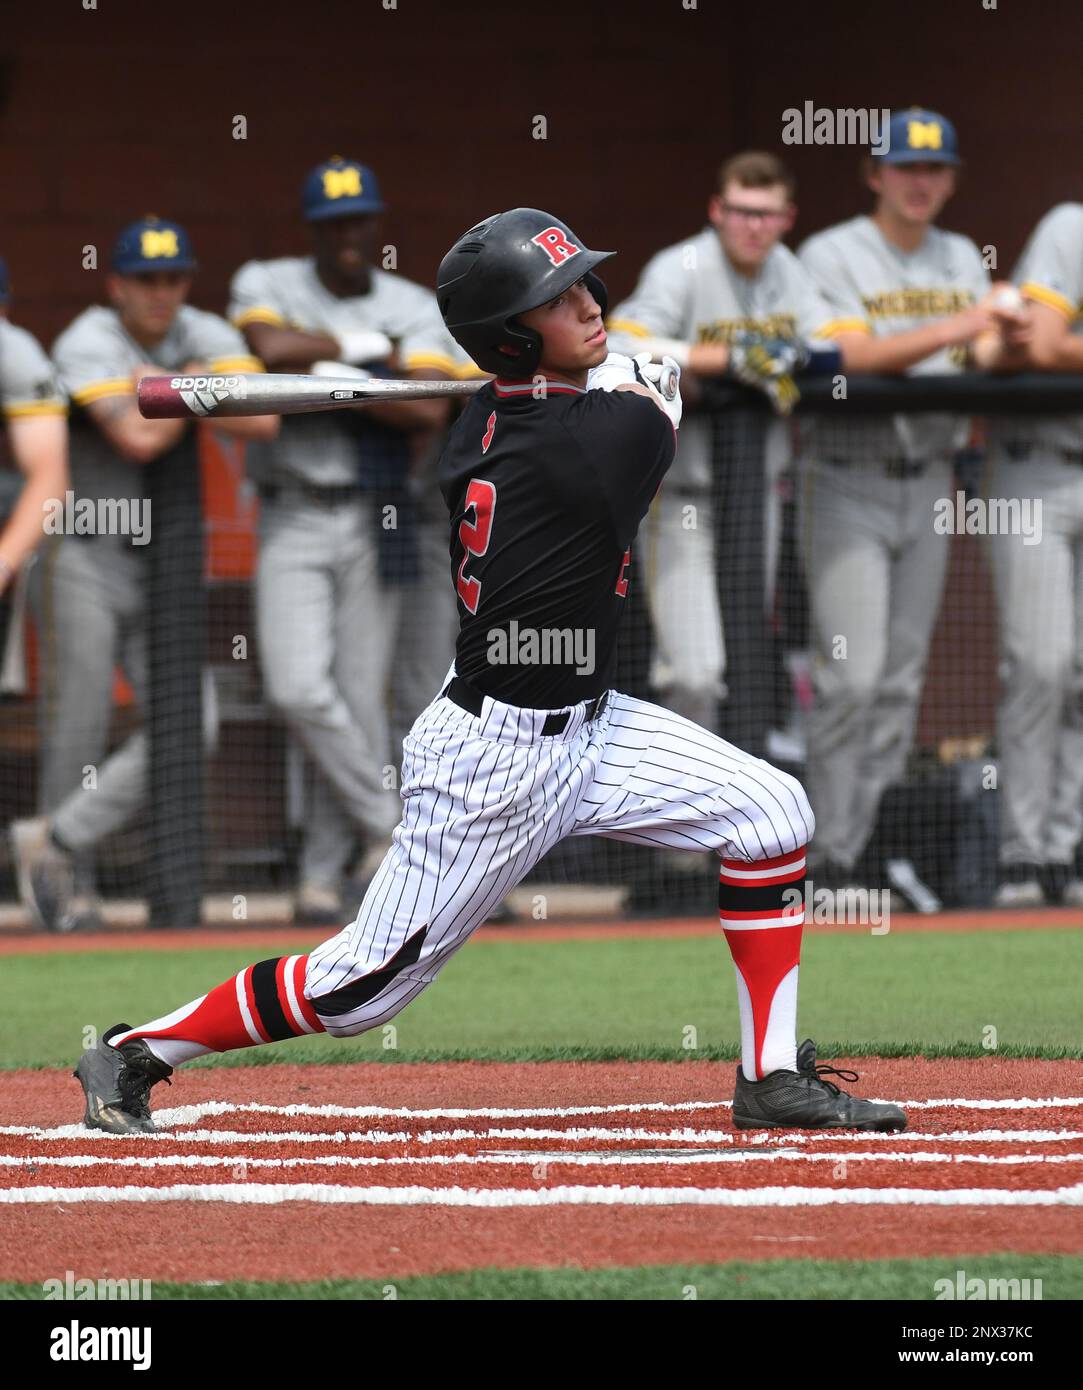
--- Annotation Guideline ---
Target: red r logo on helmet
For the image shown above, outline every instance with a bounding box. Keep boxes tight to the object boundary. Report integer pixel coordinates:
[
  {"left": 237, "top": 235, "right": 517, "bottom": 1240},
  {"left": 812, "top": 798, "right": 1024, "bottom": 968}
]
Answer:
[{"left": 530, "top": 227, "right": 581, "bottom": 266}]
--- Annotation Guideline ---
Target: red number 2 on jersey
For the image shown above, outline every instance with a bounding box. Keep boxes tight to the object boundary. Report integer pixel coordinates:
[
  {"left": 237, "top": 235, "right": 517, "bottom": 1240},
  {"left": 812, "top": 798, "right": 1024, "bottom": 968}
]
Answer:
[
  {"left": 615, "top": 547, "right": 631, "bottom": 597},
  {"left": 456, "top": 478, "right": 497, "bottom": 614}
]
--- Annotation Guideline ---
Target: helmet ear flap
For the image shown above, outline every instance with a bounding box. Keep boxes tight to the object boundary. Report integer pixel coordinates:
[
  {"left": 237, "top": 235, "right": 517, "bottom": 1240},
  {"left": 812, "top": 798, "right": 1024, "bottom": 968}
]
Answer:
[
  {"left": 493, "top": 319, "right": 543, "bottom": 377},
  {"left": 492, "top": 318, "right": 542, "bottom": 378}
]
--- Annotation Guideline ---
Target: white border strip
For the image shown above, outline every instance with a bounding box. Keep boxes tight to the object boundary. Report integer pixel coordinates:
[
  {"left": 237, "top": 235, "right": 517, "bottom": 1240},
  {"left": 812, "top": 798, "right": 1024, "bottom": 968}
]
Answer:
[
  {"left": 151, "top": 1099, "right": 730, "bottom": 1124},
  {"left": 2, "top": 1182, "right": 1081, "bottom": 1207},
  {"left": 151, "top": 1096, "right": 1083, "bottom": 1124}
]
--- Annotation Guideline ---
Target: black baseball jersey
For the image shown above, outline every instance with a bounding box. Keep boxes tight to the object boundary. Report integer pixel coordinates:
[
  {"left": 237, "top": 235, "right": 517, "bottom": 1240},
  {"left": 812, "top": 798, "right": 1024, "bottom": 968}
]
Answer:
[{"left": 438, "top": 377, "right": 676, "bottom": 706}]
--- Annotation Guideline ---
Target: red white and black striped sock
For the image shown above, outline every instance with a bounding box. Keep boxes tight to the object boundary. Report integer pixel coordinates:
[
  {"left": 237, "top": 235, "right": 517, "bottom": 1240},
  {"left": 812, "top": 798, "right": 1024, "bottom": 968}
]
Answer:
[
  {"left": 110, "top": 955, "right": 325, "bottom": 1067},
  {"left": 718, "top": 847, "right": 806, "bottom": 1082}
]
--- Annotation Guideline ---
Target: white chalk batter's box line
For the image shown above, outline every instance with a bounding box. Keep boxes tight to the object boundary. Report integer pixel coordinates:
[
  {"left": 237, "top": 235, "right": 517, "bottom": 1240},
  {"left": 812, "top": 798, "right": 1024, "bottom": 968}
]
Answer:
[
  {"left": 130, "top": 1096, "right": 1083, "bottom": 1124},
  {"left": 5, "top": 1123, "right": 1083, "bottom": 1146},
  {"left": 4, "top": 1149, "right": 1083, "bottom": 1170},
  {"left": 2, "top": 1182, "right": 1082, "bottom": 1208}
]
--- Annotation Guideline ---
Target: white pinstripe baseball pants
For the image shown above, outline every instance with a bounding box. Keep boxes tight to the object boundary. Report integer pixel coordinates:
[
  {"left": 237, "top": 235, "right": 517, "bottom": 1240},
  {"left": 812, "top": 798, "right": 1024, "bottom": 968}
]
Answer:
[{"left": 303, "top": 684, "right": 814, "bottom": 1036}]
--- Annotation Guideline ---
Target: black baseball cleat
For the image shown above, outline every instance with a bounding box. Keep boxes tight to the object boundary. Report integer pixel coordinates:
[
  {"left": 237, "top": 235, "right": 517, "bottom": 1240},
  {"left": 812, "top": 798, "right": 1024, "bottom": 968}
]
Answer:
[
  {"left": 732, "top": 1039, "right": 907, "bottom": 1132},
  {"left": 73, "top": 1024, "right": 173, "bottom": 1135}
]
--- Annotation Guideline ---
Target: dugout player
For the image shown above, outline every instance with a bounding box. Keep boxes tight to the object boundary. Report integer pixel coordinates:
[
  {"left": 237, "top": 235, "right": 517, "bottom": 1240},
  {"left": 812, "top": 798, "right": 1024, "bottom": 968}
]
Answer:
[
  {"left": 0, "top": 272, "right": 68, "bottom": 597},
  {"left": 796, "top": 109, "right": 1019, "bottom": 899},
  {"left": 984, "top": 203, "right": 1083, "bottom": 907},
  {"left": 9, "top": 217, "right": 276, "bottom": 932},
  {"left": 606, "top": 151, "right": 844, "bottom": 741},
  {"left": 228, "top": 156, "right": 460, "bottom": 925},
  {"left": 74, "top": 209, "right": 905, "bottom": 1138}
]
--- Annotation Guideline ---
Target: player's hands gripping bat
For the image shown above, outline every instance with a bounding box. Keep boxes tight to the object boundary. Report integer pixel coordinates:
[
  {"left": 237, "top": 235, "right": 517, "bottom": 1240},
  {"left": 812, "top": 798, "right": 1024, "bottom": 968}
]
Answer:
[
  {"left": 633, "top": 353, "right": 682, "bottom": 428},
  {"left": 586, "top": 351, "right": 682, "bottom": 428}
]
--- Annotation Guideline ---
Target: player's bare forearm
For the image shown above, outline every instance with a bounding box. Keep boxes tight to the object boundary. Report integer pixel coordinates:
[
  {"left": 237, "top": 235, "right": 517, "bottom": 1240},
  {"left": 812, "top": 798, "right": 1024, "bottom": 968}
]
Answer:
[
  {"left": 0, "top": 416, "right": 68, "bottom": 584},
  {"left": 1031, "top": 337, "right": 1083, "bottom": 370},
  {"left": 208, "top": 413, "right": 280, "bottom": 442},
  {"left": 834, "top": 320, "right": 959, "bottom": 374},
  {"left": 86, "top": 395, "right": 188, "bottom": 464},
  {"left": 243, "top": 321, "right": 342, "bottom": 371},
  {"left": 361, "top": 369, "right": 453, "bottom": 431},
  {"left": 1024, "top": 302, "right": 1083, "bottom": 371},
  {"left": 970, "top": 330, "right": 1030, "bottom": 373}
]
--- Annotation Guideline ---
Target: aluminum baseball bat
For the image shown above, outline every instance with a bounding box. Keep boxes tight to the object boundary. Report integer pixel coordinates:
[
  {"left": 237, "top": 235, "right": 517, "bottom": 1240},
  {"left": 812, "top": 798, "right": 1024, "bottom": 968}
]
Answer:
[
  {"left": 137, "top": 372, "right": 489, "bottom": 419},
  {"left": 138, "top": 363, "right": 680, "bottom": 420}
]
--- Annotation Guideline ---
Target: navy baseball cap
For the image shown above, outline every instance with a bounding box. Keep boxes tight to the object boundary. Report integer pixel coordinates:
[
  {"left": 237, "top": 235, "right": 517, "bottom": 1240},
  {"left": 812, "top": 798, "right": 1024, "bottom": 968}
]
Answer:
[
  {"left": 879, "top": 109, "right": 961, "bottom": 165},
  {"left": 0, "top": 256, "right": 8, "bottom": 304},
  {"left": 112, "top": 216, "right": 197, "bottom": 275},
  {"left": 303, "top": 156, "right": 384, "bottom": 221}
]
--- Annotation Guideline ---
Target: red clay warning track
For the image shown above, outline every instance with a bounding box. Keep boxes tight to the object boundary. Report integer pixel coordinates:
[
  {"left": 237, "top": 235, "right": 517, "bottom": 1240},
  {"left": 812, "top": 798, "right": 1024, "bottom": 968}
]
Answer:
[{"left": 1, "top": 908, "right": 1081, "bottom": 955}]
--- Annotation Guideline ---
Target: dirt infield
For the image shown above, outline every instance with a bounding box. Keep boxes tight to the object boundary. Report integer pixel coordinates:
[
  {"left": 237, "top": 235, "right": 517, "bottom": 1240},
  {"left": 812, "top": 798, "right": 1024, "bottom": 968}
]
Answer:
[
  {"left": 1, "top": 908, "right": 1081, "bottom": 956},
  {"left": 1, "top": 1058, "right": 1081, "bottom": 1283}
]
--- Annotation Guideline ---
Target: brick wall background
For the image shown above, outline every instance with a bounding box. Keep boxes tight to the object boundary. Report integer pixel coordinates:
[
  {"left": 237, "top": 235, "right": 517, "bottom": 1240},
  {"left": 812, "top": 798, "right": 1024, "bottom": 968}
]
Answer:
[{"left": 1, "top": 0, "right": 1078, "bottom": 343}]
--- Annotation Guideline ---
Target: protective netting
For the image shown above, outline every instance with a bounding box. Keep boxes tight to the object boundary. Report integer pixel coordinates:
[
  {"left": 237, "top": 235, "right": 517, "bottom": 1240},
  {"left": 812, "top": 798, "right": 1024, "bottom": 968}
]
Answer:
[{"left": 1, "top": 376, "right": 1075, "bottom": 922}]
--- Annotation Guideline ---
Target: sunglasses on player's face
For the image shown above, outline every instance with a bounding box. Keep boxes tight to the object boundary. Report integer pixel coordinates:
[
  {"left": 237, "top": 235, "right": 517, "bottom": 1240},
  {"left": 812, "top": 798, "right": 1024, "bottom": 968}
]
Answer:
[{"left": 720, "top": 202, "right": 790, "bottom": 223}]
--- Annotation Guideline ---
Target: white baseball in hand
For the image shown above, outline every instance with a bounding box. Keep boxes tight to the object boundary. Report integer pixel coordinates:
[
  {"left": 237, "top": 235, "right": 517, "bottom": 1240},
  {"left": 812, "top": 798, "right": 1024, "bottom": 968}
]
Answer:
[{"left": 993, "top": 286, "right": 1025, "bottom": 316}]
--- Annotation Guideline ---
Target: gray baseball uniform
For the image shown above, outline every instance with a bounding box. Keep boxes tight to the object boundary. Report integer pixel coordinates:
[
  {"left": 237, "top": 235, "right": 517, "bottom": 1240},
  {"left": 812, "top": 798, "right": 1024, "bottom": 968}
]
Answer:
[
  {"left": 607, "top": 228, "right": 840, "bottom": 730},
  {"left": 798, "top": 215, "right": 989, "bottom": 871},
  {"left": 36, "top": 305, "right": 258, "bottom": 858},
  {"left": 985, "top": 203, "right": 1083, "bottom": 871},
  {"left": 229, "top": 257, "right": 460, "bottom": 891},
  {"left": 0, "top": 320, "right": 66, "bottom": 422},
  {"left": 0, "top": 321, "right": 66, "bottom": 691}
]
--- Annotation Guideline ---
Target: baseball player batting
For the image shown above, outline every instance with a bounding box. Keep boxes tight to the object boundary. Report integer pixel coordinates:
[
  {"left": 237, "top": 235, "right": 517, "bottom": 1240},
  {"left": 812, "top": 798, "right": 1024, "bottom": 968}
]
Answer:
[{"left": 74, "top": 209, "right": 905, "bottom": 1136}]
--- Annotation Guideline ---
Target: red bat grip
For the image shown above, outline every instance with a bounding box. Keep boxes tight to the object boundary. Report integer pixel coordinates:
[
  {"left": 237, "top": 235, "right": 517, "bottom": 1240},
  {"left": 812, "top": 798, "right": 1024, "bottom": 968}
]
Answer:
[{"left": 137, "top": 377, "right": 196, "bottom": 419}]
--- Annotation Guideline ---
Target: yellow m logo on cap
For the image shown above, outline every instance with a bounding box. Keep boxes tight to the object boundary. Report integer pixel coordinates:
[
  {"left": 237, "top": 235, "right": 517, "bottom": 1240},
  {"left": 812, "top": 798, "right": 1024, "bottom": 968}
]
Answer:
[
  {"left": 140, "top": 228, "right": 180, "bottom": 259},
  {"left": 906, "top": 120, "right": 942, "bottom": 151},
  {"left": 322, "top": 167, "right": 362, "bottom": 200}
]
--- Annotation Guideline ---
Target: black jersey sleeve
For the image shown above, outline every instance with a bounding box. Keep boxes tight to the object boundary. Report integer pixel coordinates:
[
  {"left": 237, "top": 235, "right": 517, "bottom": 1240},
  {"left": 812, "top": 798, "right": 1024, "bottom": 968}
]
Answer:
[{"left": 563, "top": 389, "right": 676, "bottom": 548}]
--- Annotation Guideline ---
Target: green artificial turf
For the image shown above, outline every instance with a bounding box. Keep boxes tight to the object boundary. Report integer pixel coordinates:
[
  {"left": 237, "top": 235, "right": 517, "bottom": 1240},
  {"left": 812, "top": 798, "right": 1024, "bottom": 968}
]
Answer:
[
  {"left": 1, "top": 927, "right": 1078, "bottom": 1069},
  {"left": 0, "top": 1254, "right": 1077, "bottom": 1300}
]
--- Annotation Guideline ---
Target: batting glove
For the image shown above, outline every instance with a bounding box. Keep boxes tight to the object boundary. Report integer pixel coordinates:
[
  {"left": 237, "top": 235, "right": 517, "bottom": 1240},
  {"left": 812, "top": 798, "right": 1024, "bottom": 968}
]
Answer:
[
  {"left": 728, "top": 333, "right": 806, "bottom": 416},
  {"left": 587, "top": 351, "right": 682, "bottom": 428},
  {"left": 586, "top": 351, "right": 640, "bottom": 392}
]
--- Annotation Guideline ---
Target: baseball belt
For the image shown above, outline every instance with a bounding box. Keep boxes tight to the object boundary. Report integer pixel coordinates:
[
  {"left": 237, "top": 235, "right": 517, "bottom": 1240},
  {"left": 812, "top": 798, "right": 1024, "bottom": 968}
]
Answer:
[
  {"left": 441, "top": 675, "right": 609, "bottom": 736},
  {"left": 259, "top": 480, "right": 365, "bottom": 506}
]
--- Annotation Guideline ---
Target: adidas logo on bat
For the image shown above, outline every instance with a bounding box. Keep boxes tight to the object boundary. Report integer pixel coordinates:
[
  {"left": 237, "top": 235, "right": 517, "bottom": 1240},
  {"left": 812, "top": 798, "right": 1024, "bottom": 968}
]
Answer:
[{"left": 170, "top": 375, "right": 245, "bottom": 416}]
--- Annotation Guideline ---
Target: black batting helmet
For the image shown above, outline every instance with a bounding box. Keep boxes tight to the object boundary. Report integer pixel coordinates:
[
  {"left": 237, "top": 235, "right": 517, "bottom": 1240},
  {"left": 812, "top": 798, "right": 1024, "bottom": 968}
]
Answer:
[{"left": 437, "top": 208, "right": 613, "bottom": 377}]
